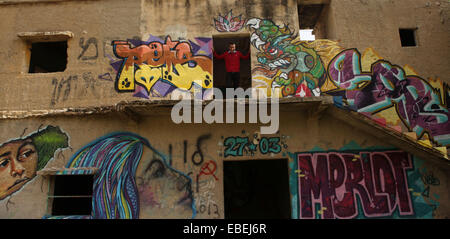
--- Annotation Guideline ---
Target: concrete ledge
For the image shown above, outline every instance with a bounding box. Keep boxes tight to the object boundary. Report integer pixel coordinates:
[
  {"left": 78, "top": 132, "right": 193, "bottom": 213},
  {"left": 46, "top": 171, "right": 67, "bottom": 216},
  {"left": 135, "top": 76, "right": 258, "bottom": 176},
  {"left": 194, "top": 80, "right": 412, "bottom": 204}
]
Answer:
[
  {"left": 17, "top": 31, "right": 74, "bottom": 42},
  {"left": 0, "top": 96, "right": 335, "bottom": 119},
  {"left": 0, "top": 0, "right": 95, "bottom": 5}
]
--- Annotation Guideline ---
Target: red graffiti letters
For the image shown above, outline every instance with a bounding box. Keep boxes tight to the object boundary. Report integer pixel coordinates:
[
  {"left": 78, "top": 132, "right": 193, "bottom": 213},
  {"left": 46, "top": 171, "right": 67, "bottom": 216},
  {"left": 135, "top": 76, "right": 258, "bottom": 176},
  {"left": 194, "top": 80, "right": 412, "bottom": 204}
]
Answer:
[
  {"left": 297, "top": 151, "right": 414, "bottom": 219},
  {"left": 112, "top": 37, "right": 211, "bottom": 72}
]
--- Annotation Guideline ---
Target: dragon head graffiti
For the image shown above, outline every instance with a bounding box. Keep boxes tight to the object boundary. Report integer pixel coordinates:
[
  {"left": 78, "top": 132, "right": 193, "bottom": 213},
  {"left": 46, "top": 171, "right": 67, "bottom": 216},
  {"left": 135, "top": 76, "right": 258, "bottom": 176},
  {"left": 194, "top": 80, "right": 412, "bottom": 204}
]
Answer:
[{"left": 247, "top": 18, "right": 326, "bottom": 97}]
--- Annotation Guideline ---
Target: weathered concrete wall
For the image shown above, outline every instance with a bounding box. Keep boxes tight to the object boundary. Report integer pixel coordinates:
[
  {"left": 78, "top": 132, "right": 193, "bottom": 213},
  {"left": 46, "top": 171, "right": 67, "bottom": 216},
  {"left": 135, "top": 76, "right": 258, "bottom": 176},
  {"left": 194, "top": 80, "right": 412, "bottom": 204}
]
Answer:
[
  {"left": 0, "top": 109, "right": 448, "bottom": 218},
  {"left": 0, "top": 0, "right": 447, "bottom": 147},
  {"left": 325, "top": 0, "right": 450, "bottom": 84},
  {"left": 0, "top": 0, "right": 448, "bottom": 219},
  {"left": 0, "top": 0, "right": 300, "bottom": 112},
  {"left": 0, "top": 0, "right": 142, "bottom": 111}
]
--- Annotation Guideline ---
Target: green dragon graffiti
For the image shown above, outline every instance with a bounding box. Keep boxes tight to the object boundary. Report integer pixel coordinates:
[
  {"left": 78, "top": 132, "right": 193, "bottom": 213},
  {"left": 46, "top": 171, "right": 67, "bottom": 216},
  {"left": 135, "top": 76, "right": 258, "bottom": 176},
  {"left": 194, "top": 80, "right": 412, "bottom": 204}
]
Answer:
[{"left": 247, "top": 18, "right": 326, "bottom": 97}]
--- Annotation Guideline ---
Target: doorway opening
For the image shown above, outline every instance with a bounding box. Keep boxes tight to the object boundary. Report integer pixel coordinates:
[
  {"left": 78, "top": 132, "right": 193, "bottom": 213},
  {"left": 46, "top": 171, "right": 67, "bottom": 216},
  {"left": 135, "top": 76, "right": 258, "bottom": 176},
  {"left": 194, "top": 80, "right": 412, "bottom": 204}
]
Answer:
[
  {"left": 223, "top": 159, "right": 291, "bottom": 219},
  {"left": 213, "top": 34, "right": 251, "bottom": 97}
]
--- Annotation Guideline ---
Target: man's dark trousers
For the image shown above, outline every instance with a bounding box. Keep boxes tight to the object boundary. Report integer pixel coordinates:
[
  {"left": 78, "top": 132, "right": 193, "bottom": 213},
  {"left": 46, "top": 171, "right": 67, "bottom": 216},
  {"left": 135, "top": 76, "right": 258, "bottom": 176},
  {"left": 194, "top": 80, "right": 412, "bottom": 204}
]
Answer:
[{"left": 226, "top": 72, "right": 240, "bottom": 89}]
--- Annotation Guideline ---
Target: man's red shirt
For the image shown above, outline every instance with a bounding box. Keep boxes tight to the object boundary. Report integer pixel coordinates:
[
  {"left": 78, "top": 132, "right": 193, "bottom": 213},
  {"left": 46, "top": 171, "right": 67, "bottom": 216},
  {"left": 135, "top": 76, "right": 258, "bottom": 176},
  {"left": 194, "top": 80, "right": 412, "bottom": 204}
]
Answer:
[{"left": 213, "top": 50, "right": 250, "bottom": 72}]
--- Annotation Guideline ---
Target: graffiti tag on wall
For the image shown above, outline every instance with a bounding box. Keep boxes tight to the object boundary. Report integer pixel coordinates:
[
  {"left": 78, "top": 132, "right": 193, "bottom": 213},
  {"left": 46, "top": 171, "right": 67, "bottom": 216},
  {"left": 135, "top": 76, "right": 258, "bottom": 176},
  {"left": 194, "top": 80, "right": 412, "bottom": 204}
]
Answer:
[
  {"left": 296, "top": 150, "right": 415, "bottom": 219},
  {"left": 111, "top": 35, "right": 213, "bottom": 99},
  {"left": 223, "top": 132, "right": 288, "bottom": 157},
  {"left": 214, "top": 10, "right": 246, "bottom": 32},
  {"left": 325, "top": 49, "right": 450, "bottom": 146}
]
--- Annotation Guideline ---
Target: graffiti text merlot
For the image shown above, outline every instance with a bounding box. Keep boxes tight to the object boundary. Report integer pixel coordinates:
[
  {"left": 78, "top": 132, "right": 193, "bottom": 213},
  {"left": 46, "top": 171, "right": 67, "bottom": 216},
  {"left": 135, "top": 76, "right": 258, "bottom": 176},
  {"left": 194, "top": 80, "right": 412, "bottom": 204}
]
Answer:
[{"left": 171, "top": 88, "right": 280, "bottom": 134}]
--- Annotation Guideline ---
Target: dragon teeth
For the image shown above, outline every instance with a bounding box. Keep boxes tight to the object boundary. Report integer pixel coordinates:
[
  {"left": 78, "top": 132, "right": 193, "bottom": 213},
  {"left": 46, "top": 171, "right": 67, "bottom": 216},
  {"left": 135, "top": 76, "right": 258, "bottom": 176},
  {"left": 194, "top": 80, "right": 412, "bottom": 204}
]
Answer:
[
  {"left": 246, "top": 18, "right": 261, "bottom": 29},
  {"left": 250, "top": 33, "right": 265, "bottom": 49}
]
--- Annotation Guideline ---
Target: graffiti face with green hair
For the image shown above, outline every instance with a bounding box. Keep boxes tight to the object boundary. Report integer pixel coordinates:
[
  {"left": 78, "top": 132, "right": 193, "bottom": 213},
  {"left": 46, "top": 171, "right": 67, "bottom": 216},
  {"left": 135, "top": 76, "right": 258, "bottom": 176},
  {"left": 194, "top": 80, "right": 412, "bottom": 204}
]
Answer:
[
  {"left": 0, "top": 126, "right": 68, "bottom": 200},
  {"left": 247, "top": 18, "right": 326, "bottom": 97}
]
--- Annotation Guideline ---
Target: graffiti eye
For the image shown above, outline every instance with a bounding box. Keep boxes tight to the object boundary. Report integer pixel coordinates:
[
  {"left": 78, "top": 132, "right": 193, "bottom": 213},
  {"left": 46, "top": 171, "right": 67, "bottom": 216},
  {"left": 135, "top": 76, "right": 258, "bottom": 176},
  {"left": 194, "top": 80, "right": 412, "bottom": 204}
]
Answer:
[
  {"left": 152, "top": 164, "right": 165, "bottom": 178},
  {"left": 269, "top": 48, "right": 278, "bottom": 55},
  {"left": 258, "top": 57, "right": 267, "bottom": 64},
  {"left": 18, "top": 149, "right": 34, "bottom": 162},
  {"left": 304, "top": 55, "right": 314, "bottom": 69},
  {"left": 261, "top": 34, "right": 268, "bottom": 40},
  {"left": 0, "top": 158, "right": 9, "bottom": 168}
]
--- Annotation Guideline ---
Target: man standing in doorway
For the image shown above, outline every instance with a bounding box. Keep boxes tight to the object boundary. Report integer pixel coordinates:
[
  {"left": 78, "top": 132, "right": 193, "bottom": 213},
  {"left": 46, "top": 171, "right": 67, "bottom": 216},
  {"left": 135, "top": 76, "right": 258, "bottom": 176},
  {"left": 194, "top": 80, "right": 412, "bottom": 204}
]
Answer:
[{"left": 213, "top": 42, "right": 250, "bottom": 89}]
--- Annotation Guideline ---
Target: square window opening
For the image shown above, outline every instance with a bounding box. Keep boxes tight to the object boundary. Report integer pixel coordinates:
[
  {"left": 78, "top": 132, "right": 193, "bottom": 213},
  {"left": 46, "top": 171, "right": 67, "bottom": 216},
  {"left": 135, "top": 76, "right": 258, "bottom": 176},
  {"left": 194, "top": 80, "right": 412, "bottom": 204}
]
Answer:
[
  {"left": 399, "top": 29, "right": 417, "bottom": 47},
  {"left": 48, "top": 175, "right": 93, "bottom": 216},
  {"left": 29, "top": 41, "right": 67, "bottom": 73}
]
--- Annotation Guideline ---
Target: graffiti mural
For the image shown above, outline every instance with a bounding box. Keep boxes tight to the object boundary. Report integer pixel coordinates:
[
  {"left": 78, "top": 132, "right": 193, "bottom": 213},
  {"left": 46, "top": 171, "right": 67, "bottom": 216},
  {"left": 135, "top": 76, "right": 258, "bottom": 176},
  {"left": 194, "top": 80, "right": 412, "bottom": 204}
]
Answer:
[
  {"left": 137, "top": 158, "right": 195, "bottom": 218},
  {"left": 324, "top": 49, "right": 450, "bottom": 146},
  {"left": 111, "top": 35, "right": 213, "bottom": 99},
  {"left": 223, "top": 131, "right": 288, "bottom": 157},
  {"left": 292, "top": 146, "right": 443, "bottom": 219},
  {"left": 296, "top": 150, "right": 414, "bottom": 219},
  {"left": 0, "top": 126, "right": 69, "bottom": 201},
  {"left": 214, "top": 10, "right": 246, "bottom": 32},
  {"left": 243, "top": 17, "right": 449, "bottom": 146},
  {"left": 52, "top": 132, "right": 196, "bottom": 219},
  {"left": 247, "top": 18, "right": 326, "bottom": 97}
]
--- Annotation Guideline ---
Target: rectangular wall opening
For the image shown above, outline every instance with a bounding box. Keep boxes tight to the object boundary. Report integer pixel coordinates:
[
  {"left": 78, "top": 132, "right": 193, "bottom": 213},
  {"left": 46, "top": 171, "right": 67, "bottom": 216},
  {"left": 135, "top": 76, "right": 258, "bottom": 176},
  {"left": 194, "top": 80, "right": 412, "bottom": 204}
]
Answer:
[
  {"left": 298, "top": 2, "right": 328, "bottom": 40},
  {"left": 213, "top": 34, "right": 251, "bottom": 97},
  {"left": 223, "top": 159, "right": 291, "bottom": 219},
  {"left": 48, "top": 175, "right": 93, "bottom": 216},
  {"left": 399, "top": 28, "right": 417, "bottom": 47},
  {"left": 29, "top": 41, "right": 67, "bottom": 73}
]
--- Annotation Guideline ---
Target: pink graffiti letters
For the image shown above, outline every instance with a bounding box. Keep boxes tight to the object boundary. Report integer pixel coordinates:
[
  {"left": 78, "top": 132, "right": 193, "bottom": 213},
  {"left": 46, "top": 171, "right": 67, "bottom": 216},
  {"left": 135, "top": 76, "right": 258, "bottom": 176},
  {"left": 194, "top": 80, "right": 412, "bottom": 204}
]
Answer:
[
  {"left": 297, "top": 151, "right": 414, "bottom": 219},
  {"left": 327, "top": 49, "right": 450, "bottom": 145}
]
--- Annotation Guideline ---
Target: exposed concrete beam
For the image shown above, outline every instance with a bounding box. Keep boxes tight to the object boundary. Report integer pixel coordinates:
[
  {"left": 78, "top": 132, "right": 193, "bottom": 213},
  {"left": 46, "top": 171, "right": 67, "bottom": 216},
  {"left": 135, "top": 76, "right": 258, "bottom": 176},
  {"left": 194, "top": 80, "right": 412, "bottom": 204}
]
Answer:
[
  {"left": 0, "top": 96, "right": 335, "bottom": 119},
  {"left": 18, "top": 31, "right": 74, "bottom": 42},
  {"left": 298, "top": 0, "right": 330, "bottom": 5},
  {"left": 0, "top": 0, "right": 97, "bottom": 5},
  {"left": 327, "top": 106, "right": 450, "bottom": 168}
]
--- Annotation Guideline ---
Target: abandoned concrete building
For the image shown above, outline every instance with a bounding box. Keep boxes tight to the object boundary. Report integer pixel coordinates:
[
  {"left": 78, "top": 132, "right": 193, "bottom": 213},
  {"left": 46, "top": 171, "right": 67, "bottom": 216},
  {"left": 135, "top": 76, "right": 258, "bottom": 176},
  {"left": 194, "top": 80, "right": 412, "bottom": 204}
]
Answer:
[{"left": 0, "top": 0, "right": 449, "bottom": 219}]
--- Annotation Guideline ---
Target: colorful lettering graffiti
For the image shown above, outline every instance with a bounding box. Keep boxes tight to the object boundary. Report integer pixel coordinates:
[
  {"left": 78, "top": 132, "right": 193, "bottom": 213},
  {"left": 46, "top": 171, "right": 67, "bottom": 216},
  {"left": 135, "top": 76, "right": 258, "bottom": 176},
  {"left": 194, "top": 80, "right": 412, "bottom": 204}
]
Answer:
[
  {"left": 325, "top": 49, "right": 450, "bottom": 145},
  {"left": 224, "top": 135, "right": 283, "bottom": 157},
  {"left": 214, "top": 10, "right": 246, "bottom": 32},
  {"left": 296, "top": 150, "right": 415, "bottom": 219},
  {"left": 111, "top": 35, "right": 213, "bottom": 98},
  {"left": 247, "top": 18, "right": 326, "bottom": 97},
  {"left": 0, "top": 126, "right": 69, "bottom": 201}
]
